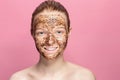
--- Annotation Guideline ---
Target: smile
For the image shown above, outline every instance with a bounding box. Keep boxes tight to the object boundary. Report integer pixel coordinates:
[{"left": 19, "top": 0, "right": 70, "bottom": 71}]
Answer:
[
  {"left": 44, "top": 47, "right": 57, "bottom": 51},
  {"left": 43, "top": 46, "right": 58, "bottom": 53}
]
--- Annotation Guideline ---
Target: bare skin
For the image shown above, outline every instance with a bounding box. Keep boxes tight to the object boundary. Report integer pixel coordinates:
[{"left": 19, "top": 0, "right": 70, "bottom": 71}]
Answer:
[{"left": 10, "top": 10, "right": 95, "bottom": 80}]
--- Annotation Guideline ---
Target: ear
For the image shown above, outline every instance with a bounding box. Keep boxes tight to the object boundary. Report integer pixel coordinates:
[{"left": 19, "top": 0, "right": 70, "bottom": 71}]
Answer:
[
  {"left": 31, "top": 33, "right": 36, "bottom": 40},
  {"left": 68, "top": 27, "right": 72, "bottom": 36}
]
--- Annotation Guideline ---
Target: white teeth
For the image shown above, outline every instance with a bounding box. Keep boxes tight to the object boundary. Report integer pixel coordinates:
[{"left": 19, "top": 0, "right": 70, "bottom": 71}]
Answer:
[{"left": 44, "top": 47, "right": 57, "bottom": 51}]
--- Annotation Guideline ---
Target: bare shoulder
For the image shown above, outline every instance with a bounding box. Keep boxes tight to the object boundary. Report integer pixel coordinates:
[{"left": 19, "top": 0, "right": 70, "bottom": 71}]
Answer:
[
  {"left": 66, "top": 62, "right": 96, "bottom": 80},
  {"left": 10, "top": 71, "right": 27, "bottom": 80},
  {"left": 10, "top": 67, "right": 34, "bottom": 80}
]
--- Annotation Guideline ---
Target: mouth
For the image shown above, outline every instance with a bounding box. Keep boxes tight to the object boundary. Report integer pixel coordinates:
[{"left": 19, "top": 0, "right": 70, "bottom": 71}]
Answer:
[
  {"left": 44, "top": 47, "right": 57, "bottom": 51},
  {"left": 43, "top": 46, "right": 58, "bottom": 53}
]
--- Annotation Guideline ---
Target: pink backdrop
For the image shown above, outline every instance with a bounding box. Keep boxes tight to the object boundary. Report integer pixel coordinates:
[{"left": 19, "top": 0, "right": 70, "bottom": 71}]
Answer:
[{"left": 0, "top": 0, "right": 120, "bottom": 80}]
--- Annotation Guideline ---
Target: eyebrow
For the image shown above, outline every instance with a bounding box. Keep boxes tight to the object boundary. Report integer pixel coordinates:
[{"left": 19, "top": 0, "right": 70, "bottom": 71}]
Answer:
[
  {"left": 56, "top": 26, "right": 65, "bottom": 29},
  {"left": 36, "top": 27, "right": 42, "bottom": 29}
]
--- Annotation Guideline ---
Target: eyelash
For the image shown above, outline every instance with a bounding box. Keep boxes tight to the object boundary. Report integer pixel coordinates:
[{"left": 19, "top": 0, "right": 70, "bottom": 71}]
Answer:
[
  {"left": 37, "top": 31, "right": 46, "bottom": 35},
  {"left": 39, "top": 32, "right": 44, "bottom": 34},
  {"left": 56, "top": 31, "right": 62, "bottom": 34},
  {"left": 36, "top": 30, "right": 65, "bottom": 36}
]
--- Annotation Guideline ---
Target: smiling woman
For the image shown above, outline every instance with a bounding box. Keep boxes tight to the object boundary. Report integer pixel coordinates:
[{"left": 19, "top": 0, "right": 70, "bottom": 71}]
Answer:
[{"left": 10, "top": 0, "right": 95, "bottom": 80}]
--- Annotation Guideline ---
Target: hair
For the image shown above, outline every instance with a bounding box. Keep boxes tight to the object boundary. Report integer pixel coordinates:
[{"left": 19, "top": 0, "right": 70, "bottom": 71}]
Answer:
[{"left": 31, "top": 0, "right": 70, "bottom": 35}]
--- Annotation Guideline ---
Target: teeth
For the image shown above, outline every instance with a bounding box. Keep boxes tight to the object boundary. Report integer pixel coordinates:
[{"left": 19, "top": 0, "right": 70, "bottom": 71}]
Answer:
[{"left": 44, "top": 47, "right": 57, "bottom": 51}]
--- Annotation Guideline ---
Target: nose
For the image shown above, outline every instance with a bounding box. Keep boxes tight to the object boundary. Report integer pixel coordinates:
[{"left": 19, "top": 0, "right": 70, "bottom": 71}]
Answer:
[{"left": 46, "top": 34, "right": 55, "bottom": 45}]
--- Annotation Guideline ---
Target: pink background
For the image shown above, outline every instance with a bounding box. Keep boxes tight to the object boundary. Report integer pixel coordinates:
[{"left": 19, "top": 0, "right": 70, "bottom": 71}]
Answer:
[{"left": 0, "top": 0, "right": 120, "bottom": 80}]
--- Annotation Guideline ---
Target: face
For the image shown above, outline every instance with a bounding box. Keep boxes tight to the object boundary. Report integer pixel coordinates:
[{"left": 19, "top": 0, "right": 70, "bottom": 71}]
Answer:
[{"left": 33, "top": 10, "right": 70, "bottom": 60}]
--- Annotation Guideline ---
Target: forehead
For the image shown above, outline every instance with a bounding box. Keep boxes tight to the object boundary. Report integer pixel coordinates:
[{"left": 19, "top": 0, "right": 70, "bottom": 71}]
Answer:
[
  {"left": 34, "top": 10, "right": 68, "bottom": 28},
  {"left": 34, "top": 10, "right": 67, "bottom": 20}
]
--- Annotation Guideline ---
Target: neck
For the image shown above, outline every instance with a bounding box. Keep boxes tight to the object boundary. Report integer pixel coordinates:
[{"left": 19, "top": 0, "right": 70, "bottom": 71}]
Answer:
[{"left": 36, "top": 54, "right": 66, "bottom": 74}]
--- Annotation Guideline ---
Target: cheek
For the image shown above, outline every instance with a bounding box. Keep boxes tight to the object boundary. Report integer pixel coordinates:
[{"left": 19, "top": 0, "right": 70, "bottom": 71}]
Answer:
[
  {"left": 56, "top": 35, "right": 67, "bottom": 45},
  {"left": 35, "top": 37, "right": 46, "bottom": 45}
]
